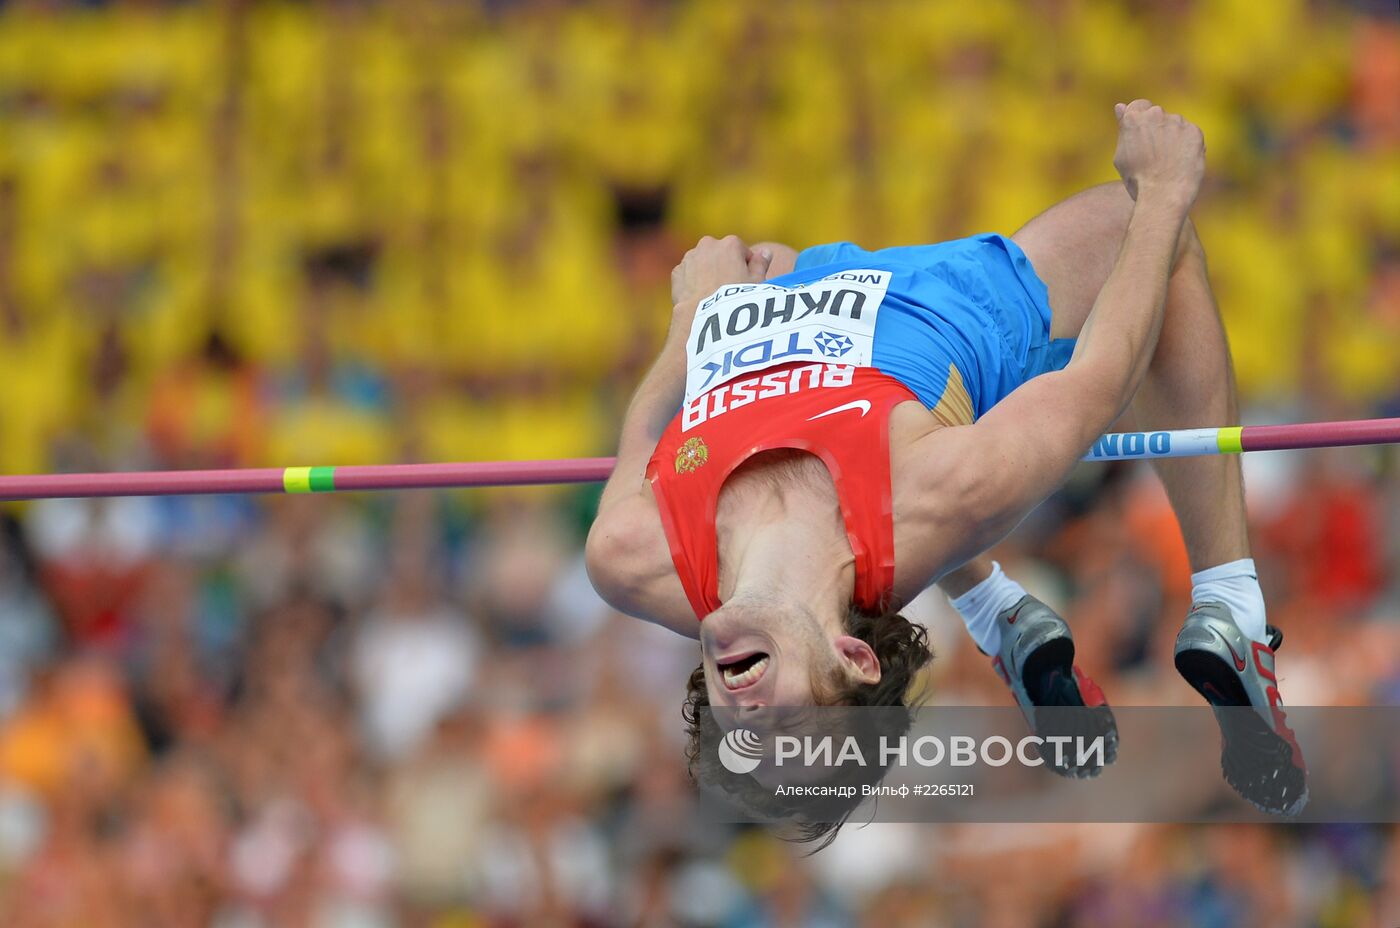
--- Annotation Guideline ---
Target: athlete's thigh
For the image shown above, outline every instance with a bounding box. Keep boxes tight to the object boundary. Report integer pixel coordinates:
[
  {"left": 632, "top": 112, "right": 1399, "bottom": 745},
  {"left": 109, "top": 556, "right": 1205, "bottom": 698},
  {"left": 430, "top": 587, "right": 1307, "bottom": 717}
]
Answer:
[{"left": 1010, "top": 182, "right": 1135, "bottom": 340}]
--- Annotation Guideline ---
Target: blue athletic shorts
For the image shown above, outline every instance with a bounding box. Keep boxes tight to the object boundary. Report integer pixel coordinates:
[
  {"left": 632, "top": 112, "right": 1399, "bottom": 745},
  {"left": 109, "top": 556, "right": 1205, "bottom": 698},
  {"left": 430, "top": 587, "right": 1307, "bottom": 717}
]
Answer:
[{"left": 778, "top": 233, "right": 1074, "bottom": 418}]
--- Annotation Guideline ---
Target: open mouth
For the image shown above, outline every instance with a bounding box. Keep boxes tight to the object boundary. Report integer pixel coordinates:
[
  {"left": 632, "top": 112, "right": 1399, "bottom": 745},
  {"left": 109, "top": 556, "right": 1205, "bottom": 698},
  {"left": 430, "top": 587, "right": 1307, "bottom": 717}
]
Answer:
[{"left": 718, "top": 651, "right": 770, "bottom": 691}]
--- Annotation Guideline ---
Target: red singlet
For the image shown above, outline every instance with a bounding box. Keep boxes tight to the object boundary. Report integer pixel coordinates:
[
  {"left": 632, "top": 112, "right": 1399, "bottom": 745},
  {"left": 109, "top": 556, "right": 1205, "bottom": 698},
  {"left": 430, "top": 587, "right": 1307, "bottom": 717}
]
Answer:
[{"left": 646, "top": 361, "right": 917, "bottom": 620}]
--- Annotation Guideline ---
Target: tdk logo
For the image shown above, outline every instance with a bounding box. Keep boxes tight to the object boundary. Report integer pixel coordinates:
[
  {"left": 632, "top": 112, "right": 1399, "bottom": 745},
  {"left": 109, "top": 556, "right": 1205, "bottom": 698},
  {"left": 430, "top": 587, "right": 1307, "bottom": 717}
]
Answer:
[
  {"left": 718, "top": 728, "right": 764, "bottom": 774},
  {"left": 695, "top": 333, "right": 813, "bottom": 391}
]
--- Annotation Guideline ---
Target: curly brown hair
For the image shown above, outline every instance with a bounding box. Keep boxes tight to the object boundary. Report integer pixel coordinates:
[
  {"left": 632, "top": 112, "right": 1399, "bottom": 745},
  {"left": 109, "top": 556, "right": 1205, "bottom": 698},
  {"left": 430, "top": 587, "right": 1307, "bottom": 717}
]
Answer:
[{"left": 681, "top": 605, "right": 934, "bottom": 851}]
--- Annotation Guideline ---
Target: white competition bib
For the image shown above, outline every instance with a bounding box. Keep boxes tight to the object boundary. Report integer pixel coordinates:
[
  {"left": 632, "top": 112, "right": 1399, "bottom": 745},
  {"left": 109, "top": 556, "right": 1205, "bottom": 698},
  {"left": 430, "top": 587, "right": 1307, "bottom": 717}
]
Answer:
[{"left": 682, "top": 269, "right": 890, "bottom": 404}]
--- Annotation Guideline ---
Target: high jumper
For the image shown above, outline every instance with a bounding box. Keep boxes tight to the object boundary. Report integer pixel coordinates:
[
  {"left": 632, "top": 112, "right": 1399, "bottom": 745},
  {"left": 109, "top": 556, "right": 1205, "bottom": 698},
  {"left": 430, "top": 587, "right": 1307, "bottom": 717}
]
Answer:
[{"left": 585, "top": 99, "right": 1309, "bottom": 825}]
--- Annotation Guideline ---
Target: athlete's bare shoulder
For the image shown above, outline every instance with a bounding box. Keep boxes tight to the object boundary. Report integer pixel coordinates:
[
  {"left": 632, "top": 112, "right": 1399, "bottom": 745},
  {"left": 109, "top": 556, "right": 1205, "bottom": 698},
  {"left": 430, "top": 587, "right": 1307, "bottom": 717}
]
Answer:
[{"left": 585, "top": 486, "right": 699, "bottom": 639}]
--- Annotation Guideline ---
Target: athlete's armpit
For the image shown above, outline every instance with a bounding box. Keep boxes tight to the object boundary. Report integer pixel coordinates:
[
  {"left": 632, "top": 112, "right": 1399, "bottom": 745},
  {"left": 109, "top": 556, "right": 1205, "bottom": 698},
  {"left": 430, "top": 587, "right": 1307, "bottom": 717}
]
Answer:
[
  {"left": 956, "top": 367, "right": 1119, "bottom": 543},
  {"left": 888, "top": 424, "right": 1002, "bottom": 595}
]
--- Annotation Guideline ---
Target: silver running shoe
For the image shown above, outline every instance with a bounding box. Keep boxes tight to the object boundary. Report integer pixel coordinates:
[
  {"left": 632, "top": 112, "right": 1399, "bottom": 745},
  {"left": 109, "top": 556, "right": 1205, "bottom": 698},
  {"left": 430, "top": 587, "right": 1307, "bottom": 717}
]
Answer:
[
  {"left": 990, "top": 595, "right": 1118, "bottom": 779},
  {"left": 1174, "top": 602, "right": 1309, "bottom": 815}
]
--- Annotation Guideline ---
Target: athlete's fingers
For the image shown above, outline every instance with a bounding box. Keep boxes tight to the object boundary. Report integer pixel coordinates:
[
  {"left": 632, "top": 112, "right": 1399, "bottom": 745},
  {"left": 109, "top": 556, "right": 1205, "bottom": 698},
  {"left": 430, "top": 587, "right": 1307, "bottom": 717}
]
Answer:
[
  {"left": 747, "top": 247, "right": 773, "bottom": 280},
  {"left": 1118, "top": 99, "right": 1157, "bottom": 125}
]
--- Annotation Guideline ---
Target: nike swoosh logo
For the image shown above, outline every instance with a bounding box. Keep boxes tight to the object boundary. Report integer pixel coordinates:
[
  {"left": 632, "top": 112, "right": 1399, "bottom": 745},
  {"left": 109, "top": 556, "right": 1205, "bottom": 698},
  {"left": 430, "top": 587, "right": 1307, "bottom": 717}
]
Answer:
[
  {"left": 807, "top": 399, "right": 871, "bottom": 420},
  {"left": 1221, "top": 635, "right": 1246, "bottom": 672}
]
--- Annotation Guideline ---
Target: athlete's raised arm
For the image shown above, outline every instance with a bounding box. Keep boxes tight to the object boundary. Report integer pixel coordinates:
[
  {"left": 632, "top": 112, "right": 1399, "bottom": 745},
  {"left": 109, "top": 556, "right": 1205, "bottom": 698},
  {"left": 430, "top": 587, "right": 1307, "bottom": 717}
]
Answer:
[
  {"left": 953, "top": 100, "right": 1206, "bottom": 548},
  {"left": 585, "top": 236, "right": 772, "bottom": 624}
]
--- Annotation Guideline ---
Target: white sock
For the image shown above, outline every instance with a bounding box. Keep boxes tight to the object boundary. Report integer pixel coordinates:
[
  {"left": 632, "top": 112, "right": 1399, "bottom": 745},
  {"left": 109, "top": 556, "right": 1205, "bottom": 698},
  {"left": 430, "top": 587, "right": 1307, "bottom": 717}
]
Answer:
[
  {"left": 1191, "top": 557, "right": 1269, "bottom": 644},
  {"left": 948, "top": 561, "right": 1028, "bottom": 656}
]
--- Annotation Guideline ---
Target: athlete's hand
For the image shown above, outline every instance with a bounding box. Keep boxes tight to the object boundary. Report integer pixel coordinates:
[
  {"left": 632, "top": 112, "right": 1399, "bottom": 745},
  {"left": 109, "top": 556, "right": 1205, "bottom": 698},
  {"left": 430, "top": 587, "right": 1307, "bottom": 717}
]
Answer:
[
  {"left": 671, "top": 235, "right": 773, "bottom": 308},
  {"left": 1112, "top": 100, "right": 1205, "bottom": 208}
]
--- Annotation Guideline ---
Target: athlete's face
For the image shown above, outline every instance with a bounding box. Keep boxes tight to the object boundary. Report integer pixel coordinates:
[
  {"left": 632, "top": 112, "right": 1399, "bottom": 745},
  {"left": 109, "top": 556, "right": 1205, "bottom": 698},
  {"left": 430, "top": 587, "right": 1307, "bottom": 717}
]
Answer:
[{"left": 699, "top": 600, "right": 880, "bottom": 708}]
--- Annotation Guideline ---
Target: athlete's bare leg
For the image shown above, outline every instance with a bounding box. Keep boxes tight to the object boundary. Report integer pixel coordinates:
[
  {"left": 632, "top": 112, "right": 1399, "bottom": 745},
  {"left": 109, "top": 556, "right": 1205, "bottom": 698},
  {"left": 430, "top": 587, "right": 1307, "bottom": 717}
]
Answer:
[
  {"left": 1011, "top": 182, "right": 1249, "bottom": 571},
  {"left": 1012, "top": 185, "right": 1301, "bottom": 809},
  {"left": 937, "top": 556, "right": 995, "bottom": 597}
]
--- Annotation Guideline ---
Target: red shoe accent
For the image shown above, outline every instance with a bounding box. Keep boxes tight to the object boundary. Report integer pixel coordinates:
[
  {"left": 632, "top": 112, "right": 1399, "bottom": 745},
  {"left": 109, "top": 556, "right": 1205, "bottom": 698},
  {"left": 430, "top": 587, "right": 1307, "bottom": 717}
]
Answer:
[
  {"left": 1252, "top": 642, "right": 1306, "bottom": 771},
  {"left": 1252, "top": 642, "right": 1277, "bottom": 682},
  {"left": 1072, "top": 666, "right": 1108, "bottom": 708},
  {"left": 1265, "top": 686, "right": 1306, "bottom": 771}
]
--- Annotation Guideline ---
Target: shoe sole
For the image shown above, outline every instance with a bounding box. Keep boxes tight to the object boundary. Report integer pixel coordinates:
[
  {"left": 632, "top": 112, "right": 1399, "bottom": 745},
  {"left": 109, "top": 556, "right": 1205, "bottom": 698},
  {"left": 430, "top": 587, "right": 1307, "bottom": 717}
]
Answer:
[
  {"left": 1022, "top": 637, "right": 1119, "bottom": 779},
  {"left": 1174, "top": 647, "right": 1309, "bottom": 816}
]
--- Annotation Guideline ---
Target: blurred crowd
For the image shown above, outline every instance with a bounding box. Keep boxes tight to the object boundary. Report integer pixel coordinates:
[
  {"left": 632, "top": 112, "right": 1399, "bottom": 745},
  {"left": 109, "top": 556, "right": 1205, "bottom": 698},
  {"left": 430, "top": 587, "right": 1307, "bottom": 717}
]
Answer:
[{"left": 0, "top": 0, "right": 1398, "bottom": 925}]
